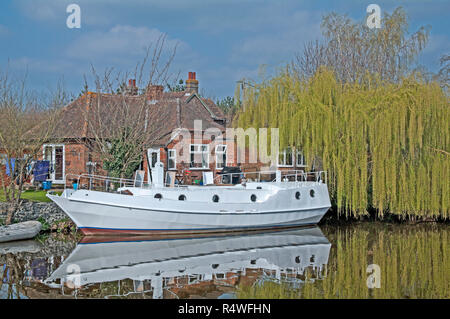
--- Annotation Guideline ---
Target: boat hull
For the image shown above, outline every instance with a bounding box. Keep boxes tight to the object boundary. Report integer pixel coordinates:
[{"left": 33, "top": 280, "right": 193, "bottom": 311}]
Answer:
[{"left": 47, "top": 185, "right": 331, "bottom": 236}]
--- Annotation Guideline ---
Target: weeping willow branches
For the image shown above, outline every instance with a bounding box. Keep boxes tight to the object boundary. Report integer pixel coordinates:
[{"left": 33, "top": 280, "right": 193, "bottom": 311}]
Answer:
[{"left": 236, "top": 68, "right": 449, "bottom": 220}]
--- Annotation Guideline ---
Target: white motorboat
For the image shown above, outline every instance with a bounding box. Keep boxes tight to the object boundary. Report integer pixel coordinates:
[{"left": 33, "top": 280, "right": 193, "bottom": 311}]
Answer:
[{"left": 47, "top": 164, "right": 331, "bottom": 235}]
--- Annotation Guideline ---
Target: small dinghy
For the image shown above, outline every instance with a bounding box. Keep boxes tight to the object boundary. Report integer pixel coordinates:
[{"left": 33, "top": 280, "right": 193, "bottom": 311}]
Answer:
[
  {"left": 0, "top": 221, "right": 42, "bottom": 243},
  {"left": 0, "top": 239, "right": 42, "bottom": 254}
]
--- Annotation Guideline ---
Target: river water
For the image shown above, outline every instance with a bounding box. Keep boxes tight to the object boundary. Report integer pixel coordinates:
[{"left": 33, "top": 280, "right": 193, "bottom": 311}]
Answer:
[{"left": 0, "top": 223, "right": 448, "bottom": 299}]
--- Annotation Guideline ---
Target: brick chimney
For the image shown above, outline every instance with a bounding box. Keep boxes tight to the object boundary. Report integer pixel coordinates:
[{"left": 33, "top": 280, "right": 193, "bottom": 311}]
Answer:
[
  {"left": 146, "top": 84, "right": 164, "bottom": 103},
  {"left": 186, "top": 72, "right": 198, "bottom": 94},
  {"left": 126, "top": 79, "right": 138, "bottom": 95}
]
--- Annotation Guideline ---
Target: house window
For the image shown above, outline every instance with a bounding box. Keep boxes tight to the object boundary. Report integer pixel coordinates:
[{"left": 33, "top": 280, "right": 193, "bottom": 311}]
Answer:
[
  {"left": 43, "top": 144, "right": 65, "bottom": 183},
  {"left": 190, "top": 144, "right": 209, "bottom": 169},
  {"left": 278, "top": 148, "right": 293, "bottom": 167},
  {"left": 296, "top": 150, "right": 305, "bottom": 167},
  {"left": 215, "top": 145, "right": 227, "bottom": 169},
  {"left": 0, "top": 154, "right": 6, "bottom": 165},
  {"left": 168, "top": 149, "right": 176, "bottom": 170},
  {"left": 147, "top": 148, "right": 160, "bottom": 168}
]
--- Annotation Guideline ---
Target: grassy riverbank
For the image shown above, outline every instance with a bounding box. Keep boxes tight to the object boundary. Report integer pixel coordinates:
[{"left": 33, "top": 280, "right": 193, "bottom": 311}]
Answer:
[{"left": 0, "top": 190, "right": 62, "bottom": 203}]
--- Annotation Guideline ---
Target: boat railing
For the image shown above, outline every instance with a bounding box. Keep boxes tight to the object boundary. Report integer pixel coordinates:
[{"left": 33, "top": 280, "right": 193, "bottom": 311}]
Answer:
[
  {"left": 215, "top": 170, "right": 327, "bottom": 184},
  {"left": 64, "top": 173, "right": 139, "bottom": 193},
  {"left": 63, "top": 169, "right": 327, "bottom": 193}
]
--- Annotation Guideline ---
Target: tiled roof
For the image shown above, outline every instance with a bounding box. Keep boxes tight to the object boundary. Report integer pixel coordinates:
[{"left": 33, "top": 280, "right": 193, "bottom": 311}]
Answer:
[{"left": 51, "top": 90, "right": 227, "bottom": 147}]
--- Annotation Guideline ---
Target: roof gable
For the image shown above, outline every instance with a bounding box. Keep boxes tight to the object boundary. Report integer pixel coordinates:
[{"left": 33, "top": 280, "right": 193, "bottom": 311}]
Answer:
[{"left": 51, "top": 90, "right": 227, "bottom": 147}]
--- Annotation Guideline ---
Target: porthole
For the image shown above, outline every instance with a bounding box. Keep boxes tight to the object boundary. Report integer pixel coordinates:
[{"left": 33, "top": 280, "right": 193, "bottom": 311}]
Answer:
[
  {"left": 310, "top": 255, "right": 315, "bottom": 263},
  {"left": 178, "top": 194, "right": 186, "bottom": 201},
  {"left": 250, "top": 259, "right": 256, "bottom": 265},
  {"left": 295, "top": 256, "right": 301, "bottom": 264},
  {"left": 310, "top": 189, "right": 315, "bottom": 198},
  {"left": 154, "top": 193, "right": 162, "bottom": 199},
  {"left": 212, "top": 264, "right": 219, "bottom": 269},
  {"left": 251, "top": 194, "right": 257, "bottom": 202},
  {"left": 212, "top": 195, "right": 219, "bottom": 202},
  {"left": 295, "top": 191, "right": 301, "bottom": 200}
]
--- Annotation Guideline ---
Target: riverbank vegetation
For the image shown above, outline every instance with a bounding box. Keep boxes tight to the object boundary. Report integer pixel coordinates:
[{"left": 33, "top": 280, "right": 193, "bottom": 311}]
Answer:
[
  {"left": 235, "top": 7, "right": 449, "bottom": 220},
  {"left": 0, "top": 190, "right": 62, "bottom": 203}
]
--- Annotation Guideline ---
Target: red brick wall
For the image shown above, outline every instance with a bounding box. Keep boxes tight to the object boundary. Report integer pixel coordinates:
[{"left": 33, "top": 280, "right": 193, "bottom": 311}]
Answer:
[
  {"left": 143, "top": 135, "right": 240, "bottom": 185},
  {"left": 38, "top": 142, "right": 106, "bottom": 186}
]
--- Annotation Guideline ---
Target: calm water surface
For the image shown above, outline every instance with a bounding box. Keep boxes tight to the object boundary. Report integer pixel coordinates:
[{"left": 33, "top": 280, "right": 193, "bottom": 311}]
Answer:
[{"left": 0, "top": 223, "right": 448, "bottom": 299}]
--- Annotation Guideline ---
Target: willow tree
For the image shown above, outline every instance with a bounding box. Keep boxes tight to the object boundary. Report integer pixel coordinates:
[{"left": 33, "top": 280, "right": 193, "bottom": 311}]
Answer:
[{"left": 236, "top": 68, "right": 449, "bottom": 220}]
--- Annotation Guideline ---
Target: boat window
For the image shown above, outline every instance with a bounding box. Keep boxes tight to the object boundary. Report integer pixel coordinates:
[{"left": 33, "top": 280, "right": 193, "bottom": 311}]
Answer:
[
  {"left": 212, "top": 195, "right": 219, "bottom": 202},
  {"left": 251, "top": 194, "right": 257, "bottom": 202},
  {"left": 310, "top": 189, "right": 315, "bottom": 198},
  {"left": 295, "top": 191, "right": 301, "bottom": 200},
  {"left": 295, "top": 256, "right": 301, "bottom": 264},
  {"left": 178, "top": 194, "right": 186, "bottom": 201},
  {"left": 212, "top": 264, "right": 219, "bottom": 269},
  {"left": 257, "top": 186, "right": 262, "bottom": 189},
  {"left": 154, "top": 193, "right": 162, "bottom": 199}
]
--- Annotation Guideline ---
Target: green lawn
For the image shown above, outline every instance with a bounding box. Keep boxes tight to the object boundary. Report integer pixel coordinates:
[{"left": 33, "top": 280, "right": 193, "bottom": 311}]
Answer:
[{"left": 0, "top": 190, "right": 62, "bottom": 202}]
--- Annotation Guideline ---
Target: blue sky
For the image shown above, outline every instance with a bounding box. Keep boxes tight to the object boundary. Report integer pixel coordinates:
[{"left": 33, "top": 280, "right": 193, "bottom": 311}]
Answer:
[{"left": 0, "top": 0, "right": 448, "bottom": 100}]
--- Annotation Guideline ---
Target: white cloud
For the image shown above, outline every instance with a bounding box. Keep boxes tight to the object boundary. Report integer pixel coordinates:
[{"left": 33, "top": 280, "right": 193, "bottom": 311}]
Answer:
[
  {"left": 9, "top": 57, "right": 77, "bottom": 74},
  {"left": 65, "top": 25, "right": 189, "bottom": 62},
  {"left": 9, "top": 24, "right": 199, "bottom": 90},
  {"left": 14, "top": 0, "right": 261, "bottom": 27},
  {"left": 229, "top": 9, "right": 322, "bottom": 66}
]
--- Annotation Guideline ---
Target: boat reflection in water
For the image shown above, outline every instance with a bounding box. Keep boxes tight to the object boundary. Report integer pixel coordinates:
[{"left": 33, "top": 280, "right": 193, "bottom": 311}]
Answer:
[{"left": 45, "top": 227, "right": 331, "bottom": 299}]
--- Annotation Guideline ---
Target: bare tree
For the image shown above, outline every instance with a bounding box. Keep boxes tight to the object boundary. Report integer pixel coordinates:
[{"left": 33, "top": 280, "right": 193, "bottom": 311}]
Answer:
[
  {"left": 294, "top": 7, "right": 430, "bottom": 83},
  {"left": 80, "top": 34, "right": 179, "bottom": 179},
  {"left": 0, "top": 69, "right": 67, "bottom": 225}
]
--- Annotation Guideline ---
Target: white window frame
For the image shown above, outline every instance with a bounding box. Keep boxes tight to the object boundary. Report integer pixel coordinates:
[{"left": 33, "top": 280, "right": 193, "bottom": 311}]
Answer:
[
  {"left": 168, "top": 149, "right": 176, "bottom": 170},
  {"left": 215, "top": 145, "right": 227, "bottom": 170},
  {"left": 277, "top": 148, "right": 294, "bottom": 167},
  {"left": 296, "top": 150, "right": 306, "bottom": 167},
  {"left": 190, "top": 144, "right": 209, "bottom": 169},
  {"left": 42, "top": 144, "right": 65, "bottom": 184},
  {"left": 147, "top": 148, "right": 161, "bottom": 168}
]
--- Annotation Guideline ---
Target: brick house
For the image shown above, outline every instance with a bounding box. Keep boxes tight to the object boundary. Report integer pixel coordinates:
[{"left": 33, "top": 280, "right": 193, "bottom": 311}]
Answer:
[
  {"left": 23, "top": 71, "right": 308, "bottom": 187},
  {"left": 41, "top": 72, "right": 239, "bottom": 186}
]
